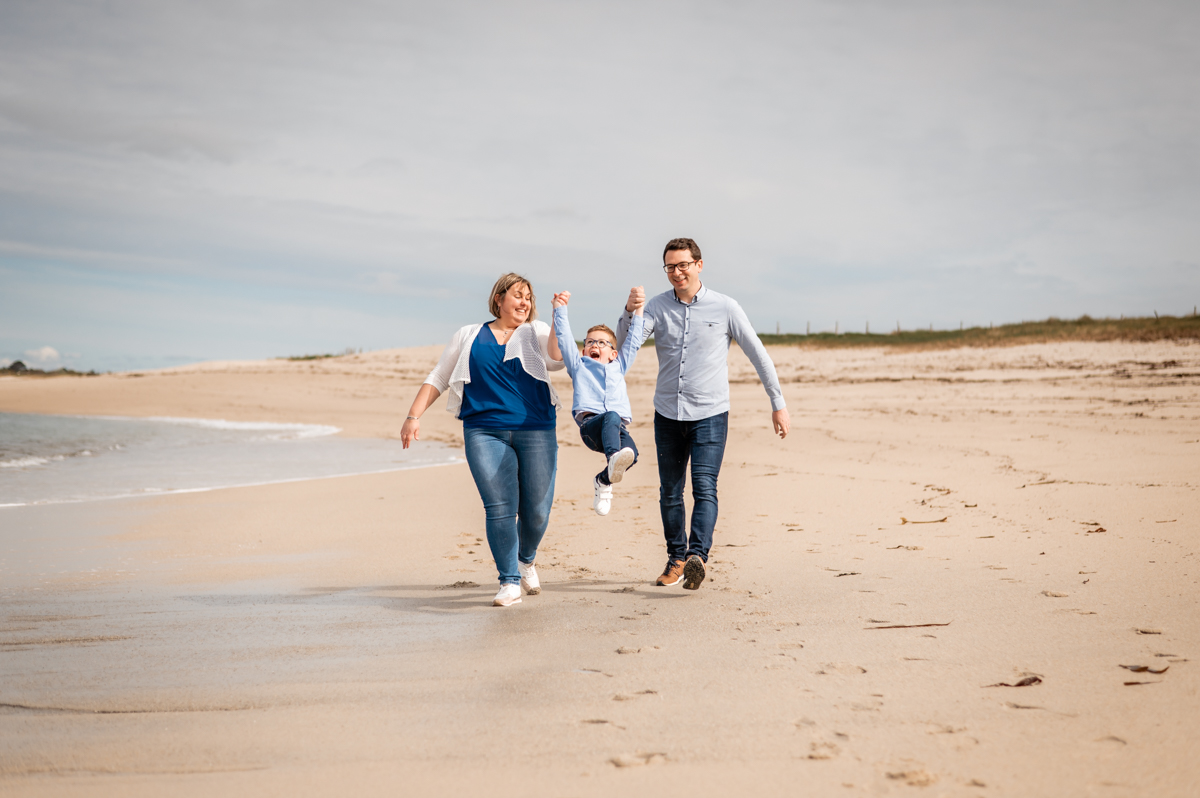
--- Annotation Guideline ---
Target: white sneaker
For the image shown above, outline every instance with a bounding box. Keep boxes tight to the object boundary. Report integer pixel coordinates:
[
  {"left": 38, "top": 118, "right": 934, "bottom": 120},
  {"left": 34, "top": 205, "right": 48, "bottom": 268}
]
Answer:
[
  {"left": 607, "top": 447, "right": 635, "bottom": 484},
  {"left": 493, "top": 583, "right": 522, "bottom": 607},
  {"left": 518, "top": 561, "right": 541, "bottom": 595},
  {"left": 593, "top": 476, "right": 613, "bottom": 516}
]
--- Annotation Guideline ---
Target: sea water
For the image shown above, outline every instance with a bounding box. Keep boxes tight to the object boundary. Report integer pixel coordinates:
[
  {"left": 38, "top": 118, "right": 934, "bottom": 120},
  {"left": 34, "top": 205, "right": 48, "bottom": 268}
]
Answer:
[{"left": 0, "top": 413, "right": 461, "bottom": 507}]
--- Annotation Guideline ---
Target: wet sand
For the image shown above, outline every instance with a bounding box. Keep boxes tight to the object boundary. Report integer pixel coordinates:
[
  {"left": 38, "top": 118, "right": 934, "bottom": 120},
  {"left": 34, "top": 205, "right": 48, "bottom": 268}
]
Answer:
[{"left": 1, "top": 341, "right": 1198, "bottom": 795}]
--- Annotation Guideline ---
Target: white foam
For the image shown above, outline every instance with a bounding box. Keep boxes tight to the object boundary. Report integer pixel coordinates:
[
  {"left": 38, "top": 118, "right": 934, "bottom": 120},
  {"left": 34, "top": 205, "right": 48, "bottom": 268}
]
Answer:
[
  {"left": 0, "top": 457, "right": 465, "bottom": 507},
  {"left": 146, "top": 416, "right": 341, "bottom": 438},
  {"left": 0, "top": 456, "right": 50, "bottom": 469},
  {"left": 79, "top": 415, "right": 342, "bottom": 439}
]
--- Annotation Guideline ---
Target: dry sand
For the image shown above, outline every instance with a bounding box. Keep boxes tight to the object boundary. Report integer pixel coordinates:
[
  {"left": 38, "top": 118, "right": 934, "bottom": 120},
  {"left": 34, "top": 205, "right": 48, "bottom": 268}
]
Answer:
[{"left": 1, "top": 340, "right": 1198, "bottom": 796}]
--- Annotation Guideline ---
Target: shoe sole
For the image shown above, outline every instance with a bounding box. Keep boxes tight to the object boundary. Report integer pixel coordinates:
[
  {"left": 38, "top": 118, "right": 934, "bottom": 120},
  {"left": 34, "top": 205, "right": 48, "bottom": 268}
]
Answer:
[
  {"left": 521, "top": 581, "right": 541, "bottom": 595},
  {"left": 682, "top": 557, "right": 706, "bottom": 590},
  {"left": 608, "top": 448, "right": 635, "bottom": 484},
  {"left": 493, "top": 596, "right": 523, "bottom": 607}
]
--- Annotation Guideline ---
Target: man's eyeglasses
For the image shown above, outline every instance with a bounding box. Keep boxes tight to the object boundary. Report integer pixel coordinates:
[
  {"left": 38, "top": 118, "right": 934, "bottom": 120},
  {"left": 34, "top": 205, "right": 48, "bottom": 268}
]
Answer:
[
  {"left": 583, "top": 339, "right": 614, "bottom": 349},
  {"left": 663, "top": 260, "right": 697, "bottom": 274}
]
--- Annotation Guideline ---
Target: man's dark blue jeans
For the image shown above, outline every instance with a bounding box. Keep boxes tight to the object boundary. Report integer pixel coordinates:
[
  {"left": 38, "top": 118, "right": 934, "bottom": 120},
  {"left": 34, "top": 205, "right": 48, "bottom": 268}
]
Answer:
[
  {"left": 578, "top": 411, "right": 638, "bottom": 485},
  {"left": 654, "top": 411, "right": 729, "bottom": 563}
]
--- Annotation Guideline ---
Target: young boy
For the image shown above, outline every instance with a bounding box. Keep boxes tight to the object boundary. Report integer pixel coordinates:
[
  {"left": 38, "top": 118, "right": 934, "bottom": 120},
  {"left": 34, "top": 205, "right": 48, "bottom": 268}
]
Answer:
[{"left": 551, "top": 290, "right": 645, "bottom": 515}]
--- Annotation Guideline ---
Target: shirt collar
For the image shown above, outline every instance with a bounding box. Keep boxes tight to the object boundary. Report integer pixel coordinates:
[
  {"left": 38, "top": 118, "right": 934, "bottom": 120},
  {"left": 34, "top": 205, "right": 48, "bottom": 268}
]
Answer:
[{"left": 671, "top": 282, "right": 706, "bottom": 306}]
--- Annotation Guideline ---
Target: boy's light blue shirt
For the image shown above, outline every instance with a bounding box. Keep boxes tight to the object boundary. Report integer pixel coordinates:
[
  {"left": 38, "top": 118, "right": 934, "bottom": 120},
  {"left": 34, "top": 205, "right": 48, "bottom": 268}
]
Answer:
[{"left": 552, "top": 306, "right": 644, "bottom": 425}]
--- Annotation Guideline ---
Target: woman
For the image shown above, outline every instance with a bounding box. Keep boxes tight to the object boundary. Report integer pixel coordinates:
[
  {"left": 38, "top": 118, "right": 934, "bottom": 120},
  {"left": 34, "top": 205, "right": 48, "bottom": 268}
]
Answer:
[{"left": 400, "top": 273, "right": 564, "bottom": 607}]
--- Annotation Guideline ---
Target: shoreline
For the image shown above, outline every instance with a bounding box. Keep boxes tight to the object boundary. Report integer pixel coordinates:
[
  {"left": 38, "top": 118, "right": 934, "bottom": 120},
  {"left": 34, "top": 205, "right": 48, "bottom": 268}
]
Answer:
[
  {"left": 0, "top": 411, "right": 462, "bottom": 509},
  {"left": 0, "top": 455, "right": 465, "bottom": 510}
]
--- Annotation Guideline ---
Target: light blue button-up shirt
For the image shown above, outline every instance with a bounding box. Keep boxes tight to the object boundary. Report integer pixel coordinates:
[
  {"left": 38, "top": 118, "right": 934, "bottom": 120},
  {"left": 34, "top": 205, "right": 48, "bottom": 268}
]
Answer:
[
  {"left": 616, "top": 284, "right": 785, "bottom": 422},
  {"left": 553, "top": 307, "right": 644, "bottom": 425}
]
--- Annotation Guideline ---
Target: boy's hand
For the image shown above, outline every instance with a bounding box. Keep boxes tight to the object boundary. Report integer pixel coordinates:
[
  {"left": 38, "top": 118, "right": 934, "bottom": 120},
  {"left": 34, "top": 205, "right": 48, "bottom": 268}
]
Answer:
[
  {"left": 625, "top": 286, "right": 645, "bottom": 312},
  {"left": 552, "top": 291, "right": 570, "bottom": 308}
]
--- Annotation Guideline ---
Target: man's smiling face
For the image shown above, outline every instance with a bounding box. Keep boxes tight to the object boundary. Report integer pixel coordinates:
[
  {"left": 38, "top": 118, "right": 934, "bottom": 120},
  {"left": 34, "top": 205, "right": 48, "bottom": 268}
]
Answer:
[{"left": 664, "top": 248, "right": 703, "bottom": 295}]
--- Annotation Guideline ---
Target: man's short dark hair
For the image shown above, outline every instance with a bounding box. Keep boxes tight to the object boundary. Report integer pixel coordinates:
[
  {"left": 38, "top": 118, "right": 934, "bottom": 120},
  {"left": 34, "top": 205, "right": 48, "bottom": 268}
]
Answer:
[{"left": 663, "top": 238, "right": 701, "bottom": 262}]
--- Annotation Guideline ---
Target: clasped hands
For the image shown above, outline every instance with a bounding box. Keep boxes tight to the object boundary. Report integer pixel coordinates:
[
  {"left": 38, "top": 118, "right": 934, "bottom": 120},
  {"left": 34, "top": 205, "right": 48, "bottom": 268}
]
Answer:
[
  {"left": 625, "top": 286, "right": 645, "bottom": 313},
  {"left": 553, "top": 287, "right": 644, "bottom": 311}
]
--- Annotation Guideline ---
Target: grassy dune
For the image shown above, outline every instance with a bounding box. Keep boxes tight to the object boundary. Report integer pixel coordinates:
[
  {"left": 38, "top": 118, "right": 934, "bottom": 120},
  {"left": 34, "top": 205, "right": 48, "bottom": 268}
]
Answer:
[{"left": 757, "top": 314, "right": 1200, "bottom": 349}]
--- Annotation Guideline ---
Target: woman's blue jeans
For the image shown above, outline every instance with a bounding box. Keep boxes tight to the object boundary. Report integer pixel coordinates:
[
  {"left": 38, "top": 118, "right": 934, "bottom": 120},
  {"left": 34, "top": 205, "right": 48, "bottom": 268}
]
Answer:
[
  {"left": 654, "top": 411, "right": 728, "bottom": 563},
  {"left": 463, "top": 427, "right": 558, "bottom": 585}
]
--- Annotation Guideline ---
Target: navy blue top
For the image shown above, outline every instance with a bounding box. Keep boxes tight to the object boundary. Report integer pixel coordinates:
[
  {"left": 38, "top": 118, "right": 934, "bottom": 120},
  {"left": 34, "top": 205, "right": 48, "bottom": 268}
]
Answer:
[{"left": 460, "top": 323, "right": 556, "bottom": 431}]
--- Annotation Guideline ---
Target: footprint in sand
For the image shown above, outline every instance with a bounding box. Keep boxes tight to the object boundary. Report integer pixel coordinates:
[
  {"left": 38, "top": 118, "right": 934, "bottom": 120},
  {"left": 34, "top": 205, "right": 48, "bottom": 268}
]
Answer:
[
  {"left": 613, "top": 690, "right": 658, "bottom": 701},
  {"left": 886, "top": 768, "right": 939, "bottom": 787},
  {"left": 815, "top": 663, "right": 867, "bottom": 675},
  {"left": 609, "top": 752, "right": 667, "bottom": 768},
  {"left": 807, "top": 741, "right": 841, "bottom": 760}
]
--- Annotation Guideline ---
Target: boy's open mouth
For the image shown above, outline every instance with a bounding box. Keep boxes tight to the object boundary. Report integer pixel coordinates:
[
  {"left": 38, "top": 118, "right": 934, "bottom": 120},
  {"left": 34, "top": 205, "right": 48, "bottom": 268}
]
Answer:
[{"left": 587, "top": 351, "right": 602, "bottom": 360}]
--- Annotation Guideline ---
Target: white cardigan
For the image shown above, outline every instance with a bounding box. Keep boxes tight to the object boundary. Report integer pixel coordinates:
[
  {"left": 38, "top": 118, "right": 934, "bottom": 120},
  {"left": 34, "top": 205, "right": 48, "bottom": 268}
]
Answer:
[{"left": 424, "top": 320, "right": 565, "bottom": 419}]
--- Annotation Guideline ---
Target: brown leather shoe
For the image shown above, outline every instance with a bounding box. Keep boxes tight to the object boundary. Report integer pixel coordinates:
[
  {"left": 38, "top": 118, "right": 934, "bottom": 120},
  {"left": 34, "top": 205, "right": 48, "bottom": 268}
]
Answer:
[
  {"left": 655, "top": 559, "right": 686, "bottom": 586},
  {"left": 682, "top": 555, "right": 706, "bottom": 590}
]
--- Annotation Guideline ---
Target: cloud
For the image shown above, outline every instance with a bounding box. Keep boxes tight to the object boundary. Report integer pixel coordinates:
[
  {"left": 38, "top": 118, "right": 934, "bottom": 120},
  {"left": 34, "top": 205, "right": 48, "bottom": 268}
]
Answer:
[
  {"left": 0, "top": 0, "right": 1197, "bottom": 370},
  {"left": 23, "top": 346, "right": 60, "bottom": 366}
]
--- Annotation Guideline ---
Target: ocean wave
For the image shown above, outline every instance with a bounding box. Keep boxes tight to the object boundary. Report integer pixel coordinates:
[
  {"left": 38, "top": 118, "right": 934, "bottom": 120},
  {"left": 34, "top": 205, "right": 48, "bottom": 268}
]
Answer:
[
  {"left": 144, "top": 417, "right": 341, "bottom": 439},
  {"left": 0, "top": 456, "right": 464, "bottom": 507},
  {"left": 0, "top": 456, "right": 53, "bottom": 469}
]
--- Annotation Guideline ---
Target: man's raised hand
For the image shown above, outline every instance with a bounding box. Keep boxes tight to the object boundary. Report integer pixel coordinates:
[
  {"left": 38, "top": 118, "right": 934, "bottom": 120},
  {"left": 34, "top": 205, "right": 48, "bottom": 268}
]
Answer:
[
  {"left": 552, "top": 291, "right": 570, "bottom": 308},
  {"left": 625, "top": 286, "right": 645, "bottom": 312}
]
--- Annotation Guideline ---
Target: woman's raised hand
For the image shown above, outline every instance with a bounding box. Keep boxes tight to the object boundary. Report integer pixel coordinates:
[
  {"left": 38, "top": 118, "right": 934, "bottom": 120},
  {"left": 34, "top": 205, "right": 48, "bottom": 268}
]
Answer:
[{"left": 552, "top": 291, "right": 570, "bottom": 308}]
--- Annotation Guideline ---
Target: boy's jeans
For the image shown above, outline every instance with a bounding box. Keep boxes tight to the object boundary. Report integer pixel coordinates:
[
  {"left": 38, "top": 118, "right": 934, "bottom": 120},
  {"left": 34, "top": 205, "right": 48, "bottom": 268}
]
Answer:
[
  {"left": 463, "top": 427, "right": 558, "bottom": 585},
  {"left": 653, "top": 411, "right": 729, "bottom": 563},
  {"left": 578, "top": 411, "right": 638, "bottom": 485}
]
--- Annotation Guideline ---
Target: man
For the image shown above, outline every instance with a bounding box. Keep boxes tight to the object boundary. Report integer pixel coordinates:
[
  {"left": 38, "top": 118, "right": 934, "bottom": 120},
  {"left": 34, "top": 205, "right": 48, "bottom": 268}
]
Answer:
[{"left": 617, "top": 237, "right": 789, "bottom": 591}]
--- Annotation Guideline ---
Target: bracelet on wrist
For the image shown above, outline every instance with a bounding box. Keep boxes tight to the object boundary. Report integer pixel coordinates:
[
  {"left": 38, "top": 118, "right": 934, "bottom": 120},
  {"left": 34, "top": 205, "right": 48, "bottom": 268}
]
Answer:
[{"left": 406, "top": 416, "right": 419, "bottom": 420}]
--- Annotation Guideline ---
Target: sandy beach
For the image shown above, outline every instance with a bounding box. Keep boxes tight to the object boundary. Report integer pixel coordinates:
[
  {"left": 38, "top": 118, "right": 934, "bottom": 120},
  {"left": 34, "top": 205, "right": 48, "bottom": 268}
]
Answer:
[{"left": 1, "top": 340, "right": 1198, "bottom": 796}]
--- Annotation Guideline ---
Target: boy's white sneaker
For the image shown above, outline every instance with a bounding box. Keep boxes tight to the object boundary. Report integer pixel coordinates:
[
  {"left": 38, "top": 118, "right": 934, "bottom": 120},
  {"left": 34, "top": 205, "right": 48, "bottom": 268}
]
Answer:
[
  {"left": 593, "top": 477, "right": 613, "bottom": 516},
  {"left": 518, "top": 561, "right": 541, "bottom": 595},
  {"left": 493, "top": 583, "right": 522, "bottom": 607},
  {"left": 607, "top": 447, "right": 636, "bottom": 484}
]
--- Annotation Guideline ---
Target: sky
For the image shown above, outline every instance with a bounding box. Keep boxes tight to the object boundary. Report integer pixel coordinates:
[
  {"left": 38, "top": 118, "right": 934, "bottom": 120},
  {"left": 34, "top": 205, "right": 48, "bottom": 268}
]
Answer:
[{"left": 1, "top": 0, "right": 1198, "bottom": 372}]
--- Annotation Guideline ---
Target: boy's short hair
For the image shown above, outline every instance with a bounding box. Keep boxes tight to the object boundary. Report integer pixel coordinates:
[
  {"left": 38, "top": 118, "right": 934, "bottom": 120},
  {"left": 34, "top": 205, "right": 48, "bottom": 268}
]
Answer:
[
  {"left": 586, "top": 324, "right": 616, "bottom": 344},
  {"left": 663, "top": 237, "right": 702, "bottom": 262},
  {"left": 488, "top": 273, "right": 537, "bottom": 321}
]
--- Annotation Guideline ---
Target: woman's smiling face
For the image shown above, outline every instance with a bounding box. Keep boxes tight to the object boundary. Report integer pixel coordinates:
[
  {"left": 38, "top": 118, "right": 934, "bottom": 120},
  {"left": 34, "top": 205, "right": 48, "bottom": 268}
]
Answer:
[{"left": 495, "top": 283, "right": 532, "bottom": 325}]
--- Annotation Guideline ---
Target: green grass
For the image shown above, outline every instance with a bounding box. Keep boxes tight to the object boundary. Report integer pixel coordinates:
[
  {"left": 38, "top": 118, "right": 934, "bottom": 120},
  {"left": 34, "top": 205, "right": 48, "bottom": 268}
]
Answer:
[
  {"left": 1, "top": 366, "right": 100, "bottom": 377},
  {"left": 756, "top": 314, "right": 1200, "bottom": 349}
]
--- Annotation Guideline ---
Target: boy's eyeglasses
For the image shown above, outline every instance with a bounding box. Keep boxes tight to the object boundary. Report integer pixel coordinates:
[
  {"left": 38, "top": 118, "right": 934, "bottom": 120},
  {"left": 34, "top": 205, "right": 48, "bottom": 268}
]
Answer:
[
  {"left": 663, "top": 260, "right": 697, "bottom": 274},
  {"left": 583, "top": 339, "right": 614, "bottom": 349}
]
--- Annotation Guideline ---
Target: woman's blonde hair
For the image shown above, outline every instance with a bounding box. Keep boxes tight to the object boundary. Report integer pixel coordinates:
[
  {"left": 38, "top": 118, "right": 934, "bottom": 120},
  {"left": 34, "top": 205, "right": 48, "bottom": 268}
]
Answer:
[{"left": 488, "top": 273, "right": 537, "bottom": 321}]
